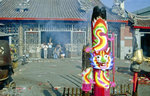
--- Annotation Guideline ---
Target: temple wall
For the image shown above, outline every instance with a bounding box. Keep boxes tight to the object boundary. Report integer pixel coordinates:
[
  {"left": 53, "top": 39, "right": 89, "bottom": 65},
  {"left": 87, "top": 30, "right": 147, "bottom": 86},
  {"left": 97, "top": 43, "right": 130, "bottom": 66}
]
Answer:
[{"left": 120, "top": 24, "right": 133, "bottom": 59}]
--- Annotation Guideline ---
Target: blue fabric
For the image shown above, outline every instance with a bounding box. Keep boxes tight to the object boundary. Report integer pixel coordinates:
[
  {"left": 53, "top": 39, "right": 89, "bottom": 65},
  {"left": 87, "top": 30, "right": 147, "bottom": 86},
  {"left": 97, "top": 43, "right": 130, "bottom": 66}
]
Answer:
[{"left": 53, "top": 53, "right": 58, "bottom": 59}]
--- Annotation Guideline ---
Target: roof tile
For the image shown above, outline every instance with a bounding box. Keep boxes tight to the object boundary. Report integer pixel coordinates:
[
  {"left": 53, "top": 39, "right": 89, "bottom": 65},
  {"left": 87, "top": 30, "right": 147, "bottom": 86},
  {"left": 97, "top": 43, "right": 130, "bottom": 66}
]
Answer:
[
  {"left": 0, "top": 0, "right": 86, "bottom": 20},
  {"left": 0, "top": 0, "right": 127, "bottom": 21}
]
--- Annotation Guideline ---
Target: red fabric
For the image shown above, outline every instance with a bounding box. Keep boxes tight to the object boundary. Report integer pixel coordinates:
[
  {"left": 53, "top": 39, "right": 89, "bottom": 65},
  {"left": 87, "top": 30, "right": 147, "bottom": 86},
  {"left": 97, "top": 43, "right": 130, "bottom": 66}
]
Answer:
[
  {"left": 93, "top": 69, "right": 110, "bottom": 96},
  {"left": 0, "top": 17, "right": 86, "bottom": 21},
  {"left": 112, "top": 33, "right": 115, "bottom": 82},
  {"left": 133, "top": 72, "right": 138, "bottom": 92}
]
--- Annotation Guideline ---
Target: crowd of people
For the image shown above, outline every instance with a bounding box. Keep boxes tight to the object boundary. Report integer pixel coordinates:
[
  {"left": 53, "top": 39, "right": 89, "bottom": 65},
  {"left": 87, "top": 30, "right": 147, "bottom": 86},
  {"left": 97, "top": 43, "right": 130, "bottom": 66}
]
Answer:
[{"left": 40, "top": 38, "right": 65, "bottom": 59}]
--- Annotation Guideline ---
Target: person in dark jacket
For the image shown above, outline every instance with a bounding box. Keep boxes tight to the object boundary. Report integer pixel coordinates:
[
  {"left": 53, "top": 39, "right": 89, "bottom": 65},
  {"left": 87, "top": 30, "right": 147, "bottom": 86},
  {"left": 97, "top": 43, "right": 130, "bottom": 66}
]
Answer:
[{"left": 82, "top": 43, "right": 91, "bottom": 71}]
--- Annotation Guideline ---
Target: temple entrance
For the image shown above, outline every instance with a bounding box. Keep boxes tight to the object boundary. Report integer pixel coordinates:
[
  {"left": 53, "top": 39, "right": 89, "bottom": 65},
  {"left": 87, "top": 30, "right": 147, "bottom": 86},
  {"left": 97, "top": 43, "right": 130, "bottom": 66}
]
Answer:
[
  {"left": 141, "top": 34, "right": 150, "bottom": 57},
  {"left": 41, "top": 31, "right": 71, "bottom": 47},
  {"left": 25, "top": 30, "right": 86, "bottom": 58},
  {"left": 41, "top": 31, "right": 71, "bottom": 58}
]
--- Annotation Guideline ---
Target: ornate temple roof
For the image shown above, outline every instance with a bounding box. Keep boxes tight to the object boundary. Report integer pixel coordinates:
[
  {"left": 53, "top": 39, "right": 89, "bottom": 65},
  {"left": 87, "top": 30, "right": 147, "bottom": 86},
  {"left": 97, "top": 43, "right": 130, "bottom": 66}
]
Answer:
[
  {"left": 131, "top": 6, "right": 150, "bottom": 29},
  {"left": 0, "top": 0, "right": 128, "bottom": 22},
  {"left": 0, "top": 0, "right": 86, "bottom": 21},
  {"left": 133, "top": 19, "right": 150, "bottom": 29},
  {"left": 78, "top": 0, "right": 128, "bottom": 22}
]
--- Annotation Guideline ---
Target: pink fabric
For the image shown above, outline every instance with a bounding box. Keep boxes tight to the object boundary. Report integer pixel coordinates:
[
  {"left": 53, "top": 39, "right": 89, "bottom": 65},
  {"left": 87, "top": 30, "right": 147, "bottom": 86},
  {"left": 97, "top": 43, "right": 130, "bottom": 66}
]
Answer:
[
  {"left": 82, "top": 83, "right": 92, "bottom": 92},
  {"left": 85, "top": 47, "right": 92, "bottom": 52},
  {"left": 110, "top": 82, "right": 116, "bottom": 87},
  {"left": 112, "top": 33, "right": 115, "bottom": 83}
]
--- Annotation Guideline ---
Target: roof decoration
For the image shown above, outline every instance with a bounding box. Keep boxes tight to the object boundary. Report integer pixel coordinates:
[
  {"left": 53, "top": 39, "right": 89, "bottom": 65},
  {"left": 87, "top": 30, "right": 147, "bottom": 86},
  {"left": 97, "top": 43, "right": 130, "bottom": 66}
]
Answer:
[
  {"left": 126, "top": 10, "right": 150, "bottom": 27},
  {"left": 78, "top": 0, "right": 104, "bottom": 11},
  {"left": 78, "top": 0, "right": 127, "bottom": 21},
  {"left": 15, "top": 0, "right": 30, "bottom": 12},
  {"left": 112, "top": 0, "right": 125, "bottom": 17}
]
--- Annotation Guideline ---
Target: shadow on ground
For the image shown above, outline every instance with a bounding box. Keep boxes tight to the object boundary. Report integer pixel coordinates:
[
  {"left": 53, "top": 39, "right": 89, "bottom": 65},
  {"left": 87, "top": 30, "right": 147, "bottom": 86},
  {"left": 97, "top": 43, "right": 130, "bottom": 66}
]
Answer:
[
  {"left": 43, "top": 81, "right": 62, "bottom": 96},
  {"left": 59, "top": 75, "right": 81, "bottom": 87},
  {"left": 43, "top": 90, "right": 52, "bottom": 96}
]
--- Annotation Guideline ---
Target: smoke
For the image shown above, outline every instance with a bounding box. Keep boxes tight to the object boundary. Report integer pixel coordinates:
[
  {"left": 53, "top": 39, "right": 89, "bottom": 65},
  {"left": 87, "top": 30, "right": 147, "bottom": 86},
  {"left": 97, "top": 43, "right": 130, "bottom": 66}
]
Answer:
[{"left": 40, "top": 21, "right": 71, "bottom": 47}]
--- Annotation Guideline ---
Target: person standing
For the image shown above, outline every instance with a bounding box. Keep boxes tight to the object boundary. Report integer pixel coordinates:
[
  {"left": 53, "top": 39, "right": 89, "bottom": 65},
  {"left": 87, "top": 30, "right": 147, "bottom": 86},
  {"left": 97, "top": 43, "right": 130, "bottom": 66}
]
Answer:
[
  {"left": 43, "top": 43, "right": 48, "bottom": 59},
  {"left": 82, "top": 43, "right": 91, "bottom": 71},
  {"left": 56, "top": 44, "right": 61, "bottom": 58},
  {"left": 53, "top": 48, "right": 58, "bottom": 59},
  {"left": 47, "top": 37, "right": 53, "bottom": 58},
  {"left": 53, "top": 44, "right": 61, "bottom": 59},
  {"left": 60, "top": 46, "right": 65, "bottom": 58}
]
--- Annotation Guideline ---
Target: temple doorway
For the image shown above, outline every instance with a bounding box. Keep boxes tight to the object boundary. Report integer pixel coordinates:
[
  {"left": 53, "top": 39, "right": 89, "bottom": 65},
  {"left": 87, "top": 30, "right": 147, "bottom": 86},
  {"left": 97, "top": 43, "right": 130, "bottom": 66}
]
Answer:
[{"left": 141, "top": 34, "right": 150, "bottom": 57}]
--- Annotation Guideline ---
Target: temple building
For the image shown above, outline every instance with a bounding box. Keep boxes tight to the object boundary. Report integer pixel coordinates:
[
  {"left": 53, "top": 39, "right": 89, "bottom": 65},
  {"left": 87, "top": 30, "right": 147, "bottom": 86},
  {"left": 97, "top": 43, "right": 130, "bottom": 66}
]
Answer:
[
  {"left": 0, "top": 0, "right": 88, "bottom": 58},
  {"left": 131, "top": 6, "right": 150, "bottom": 57},
  {"left": 0, "top": 0, "right": 135, "bottom": 59}
]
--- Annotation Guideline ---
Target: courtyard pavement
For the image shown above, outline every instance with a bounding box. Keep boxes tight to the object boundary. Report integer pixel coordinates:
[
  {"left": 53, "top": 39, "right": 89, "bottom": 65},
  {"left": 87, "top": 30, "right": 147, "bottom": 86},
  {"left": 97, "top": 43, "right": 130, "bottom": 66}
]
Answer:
[{"left": 10, "top": 57, "right": 150, "bottom": 96}]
